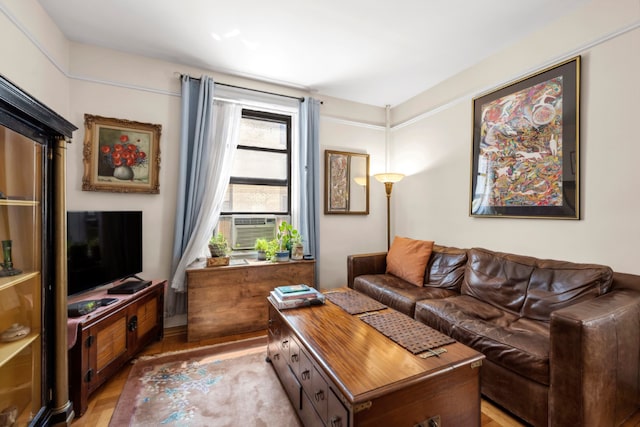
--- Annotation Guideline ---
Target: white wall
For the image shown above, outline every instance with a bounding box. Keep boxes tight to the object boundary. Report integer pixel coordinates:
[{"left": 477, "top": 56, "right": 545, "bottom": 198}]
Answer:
[
  {"left": 0, "top": 0, "right": 70, "bottom": 116},
  {"left": 319, "top": 99, "right": 387, "bottom": 287},
  {"left": 66, "top": 44, "right": 183, "bottom": 289},
  {"left": 0, "top": 0, "right": 387, "bottom": 303},
  {"left": 390, "top": 0, "right": 640, "bottom": 274}
]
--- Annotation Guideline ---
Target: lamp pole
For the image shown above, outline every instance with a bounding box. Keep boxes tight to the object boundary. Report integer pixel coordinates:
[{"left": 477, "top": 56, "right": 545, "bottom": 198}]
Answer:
[
  {"left": 384, "top": 182, "right": 393, "bottom": 249},
  {"left": 375, "top": 105, "right": 404, "bottom": 251}
]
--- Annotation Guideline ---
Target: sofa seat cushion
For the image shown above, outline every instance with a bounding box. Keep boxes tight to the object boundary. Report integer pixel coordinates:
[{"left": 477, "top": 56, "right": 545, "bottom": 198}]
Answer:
[
  {"left": 353, "top": 274, "right": 458, "bottom": 317},
  {"left": 415, "top": 295, "right": 550, "bottom": 385}
]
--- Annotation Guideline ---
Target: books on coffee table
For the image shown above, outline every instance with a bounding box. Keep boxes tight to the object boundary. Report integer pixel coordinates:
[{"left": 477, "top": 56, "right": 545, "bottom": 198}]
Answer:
[
  {"left": 269, "top": 286, "right": 325, "bottom": 310},
  {"left": 277, "top": 284, "right": 310, "bottom": 293},
  {"left": 274, "top": 284, "right": 318, "bottom": 300}
]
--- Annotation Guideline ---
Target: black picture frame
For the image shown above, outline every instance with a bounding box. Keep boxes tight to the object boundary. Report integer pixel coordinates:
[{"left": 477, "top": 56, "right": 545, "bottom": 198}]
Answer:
[{"left": 470, "top": 56, "right": 580, "bottom": 219}]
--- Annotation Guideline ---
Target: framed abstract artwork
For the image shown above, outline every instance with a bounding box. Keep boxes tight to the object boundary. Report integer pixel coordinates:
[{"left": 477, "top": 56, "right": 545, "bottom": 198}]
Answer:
[
  {"left": 324, "top": 150, "right": 369, "bottom": 215},
  {"left": 470, "top": 56, "right": 580, "bottom": 219},
  {"left": 82, "top": 114, "right": 161, "bottom": 194}
]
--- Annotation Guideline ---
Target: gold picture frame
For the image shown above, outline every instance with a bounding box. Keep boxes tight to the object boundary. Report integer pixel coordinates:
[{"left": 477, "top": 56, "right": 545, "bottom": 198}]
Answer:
[
  {"left": 324, "top": 150, "right": 369, "bottom": 215},
  {"left": 82, "top": 114, "right": 161, "bottom": 194}
]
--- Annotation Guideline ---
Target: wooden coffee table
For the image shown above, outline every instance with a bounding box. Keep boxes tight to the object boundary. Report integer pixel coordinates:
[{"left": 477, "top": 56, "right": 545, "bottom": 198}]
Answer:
[{"left": 267, "top": 289, "right": 485, "bottom": 426}]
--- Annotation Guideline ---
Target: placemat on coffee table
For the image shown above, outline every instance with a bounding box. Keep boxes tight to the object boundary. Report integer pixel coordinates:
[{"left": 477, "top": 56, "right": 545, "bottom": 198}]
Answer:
[
  {"left": 324, "top": 288, "right": 387, "bottom": 315},
  {"left": 360, "top": 310, "right": 455, "bottom": 354}
]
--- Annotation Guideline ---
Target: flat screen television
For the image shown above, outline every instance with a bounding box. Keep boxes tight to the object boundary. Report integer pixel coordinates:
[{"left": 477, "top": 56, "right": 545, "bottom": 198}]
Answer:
[{"left": 67, "top": 211, "right": 143, "bottom": 296}]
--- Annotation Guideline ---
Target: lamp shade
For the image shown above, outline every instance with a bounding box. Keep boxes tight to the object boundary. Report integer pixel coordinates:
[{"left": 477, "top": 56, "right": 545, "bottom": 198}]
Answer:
[
  {"left": 353, "top": 176, "right": 368, "bottom": 186},
  {"left": 374, "top": 173, "right": 404, "bottom": 184}
]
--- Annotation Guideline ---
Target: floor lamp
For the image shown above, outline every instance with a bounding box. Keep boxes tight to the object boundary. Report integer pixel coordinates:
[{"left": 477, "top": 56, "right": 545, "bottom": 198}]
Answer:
[
  {"left": 374, "top": 173, "right": 404, "bottom": 249},
  {"left": 375, "top": 105, "right": 404, "bottom": 250}
]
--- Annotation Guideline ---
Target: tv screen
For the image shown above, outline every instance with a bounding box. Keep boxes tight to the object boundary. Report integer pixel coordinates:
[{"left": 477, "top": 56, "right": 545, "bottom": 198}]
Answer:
[{"left": 67, "top": 211, "right": 143, "bottom": 296}]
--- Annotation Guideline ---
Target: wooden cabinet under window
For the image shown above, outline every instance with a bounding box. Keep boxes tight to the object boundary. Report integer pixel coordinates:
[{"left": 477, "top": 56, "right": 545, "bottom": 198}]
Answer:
[
  {"left": 0, "top": 76, "right": 76, "bottom": 425},
  {"left": 186, "top": 260, "right": 315, "bottom": 341}
]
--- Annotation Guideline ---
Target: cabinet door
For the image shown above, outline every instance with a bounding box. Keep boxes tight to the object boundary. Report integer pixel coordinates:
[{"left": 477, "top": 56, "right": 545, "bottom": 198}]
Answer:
[
  {"left": 136, "top": 293, "right": 158, "bottom": 339},
  {"left": 128, "top": 290, "right": 161, "bottom": 355},
  {"left": 87, "top": 311, "right": 129, "bottom": 395},
  {"left": 0, "top": 127, "right": 44, "bottom": 424}
]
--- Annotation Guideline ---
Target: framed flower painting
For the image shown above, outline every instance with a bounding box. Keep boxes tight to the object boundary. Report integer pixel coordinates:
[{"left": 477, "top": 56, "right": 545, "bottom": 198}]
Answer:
[
  {"left": 470, "top": 56, "right": 580, "bottom": 219},
  {"left": 82, "top": 114, "right": 161, "bottom": 194}
]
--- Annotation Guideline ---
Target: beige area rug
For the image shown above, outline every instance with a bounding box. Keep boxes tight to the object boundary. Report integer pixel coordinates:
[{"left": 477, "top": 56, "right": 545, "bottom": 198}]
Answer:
[{"left": 110, "top": 342, "right": 301, "bottom": 426}]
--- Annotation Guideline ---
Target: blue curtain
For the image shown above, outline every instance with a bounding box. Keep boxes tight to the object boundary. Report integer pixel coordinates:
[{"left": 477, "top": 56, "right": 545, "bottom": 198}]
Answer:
[
  {"left": 299, "top": 97, "right": 321, "bottom": 282},
  {"left": 167, "top": 75, "right": 241, "bottom": 316}
]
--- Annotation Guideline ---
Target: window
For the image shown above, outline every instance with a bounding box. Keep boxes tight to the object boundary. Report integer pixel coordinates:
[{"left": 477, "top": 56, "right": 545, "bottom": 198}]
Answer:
[
  {"left": 218, "top": 109, "right": 293, "bottom": 250},
  {"left": 222, "top": 109, "right": 291, "bottom": 215}
]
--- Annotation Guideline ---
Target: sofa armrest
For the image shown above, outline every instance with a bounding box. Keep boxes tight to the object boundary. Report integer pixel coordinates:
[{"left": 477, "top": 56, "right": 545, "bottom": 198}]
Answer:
[
  {"left": 550, "top": 289, "right": 640, "bottom": 426},
  {"left": 347, "top": 252, "right": 387, "bottom": 288}
]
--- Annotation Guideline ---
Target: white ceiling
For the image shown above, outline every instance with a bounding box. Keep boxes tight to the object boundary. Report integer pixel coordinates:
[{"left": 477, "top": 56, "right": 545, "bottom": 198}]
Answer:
[{"left": 38, "top": 0, "right": 589, "bottom": 107}]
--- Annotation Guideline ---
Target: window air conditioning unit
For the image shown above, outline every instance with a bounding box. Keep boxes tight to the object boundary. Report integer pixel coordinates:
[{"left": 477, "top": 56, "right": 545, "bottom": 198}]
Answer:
[{"left": 231, "top": 216, "right": 277, "bottom": 250}]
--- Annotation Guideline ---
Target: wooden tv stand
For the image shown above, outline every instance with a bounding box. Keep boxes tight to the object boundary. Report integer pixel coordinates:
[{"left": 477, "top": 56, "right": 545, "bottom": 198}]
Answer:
[{"left": 67, "top": 279, "right": 166, "bottom": 417}]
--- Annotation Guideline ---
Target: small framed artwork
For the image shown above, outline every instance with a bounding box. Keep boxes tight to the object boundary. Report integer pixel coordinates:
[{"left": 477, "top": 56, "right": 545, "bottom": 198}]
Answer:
[
  {"left": 82, "top": 114, "right": 161, "bottom": 194},
  {"left": 470, "top": 56, "right": 580, "bottom": 219},
  {"left": 324, "top": 150, "right": 369, "bottom": 215}
]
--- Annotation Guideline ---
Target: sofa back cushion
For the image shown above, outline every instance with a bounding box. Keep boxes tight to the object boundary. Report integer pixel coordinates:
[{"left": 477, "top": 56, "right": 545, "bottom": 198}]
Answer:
[
  {"left": 386, "top": 237, "right": 434, "bottom": 287},
  {"left": 462, "top": 248, "right": 533, "bottom": 314},
  {"left": 523, "top": 259, "right": 614, "bottom": 320},
  {"left": 424, "top": 245, "right": 468, "bottom": 290},
  {"left": 462, "top": 248, "right": 614, "bottom": 321}
]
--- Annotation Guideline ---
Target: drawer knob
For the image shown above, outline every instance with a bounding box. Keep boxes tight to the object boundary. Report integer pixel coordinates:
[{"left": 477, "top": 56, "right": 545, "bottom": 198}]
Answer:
[
  {"left": 301, "top": 370, "right": 310, "bottom": 380},
  {"left": 330, "top": 417, "right": 342, "bottom": 427},
  {"left": 291, "top": 353, "right": 298, "bottom": 362},
  {"left": 314, "top": 390, "right": 325, "bottom": 402}
]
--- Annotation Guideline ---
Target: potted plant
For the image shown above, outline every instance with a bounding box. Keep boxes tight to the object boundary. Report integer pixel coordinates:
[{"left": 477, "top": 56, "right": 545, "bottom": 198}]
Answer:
[
  {"left": 274, "top": 237, "right": 290, "bottom": 262},
  {"left": 277, "top": 221, "right": 303, "bottom": 260},
  {"left": 265, "top": 238, "right": 280, "bottom": 262},
  {"left": 207, "top": 233, "right": 230, "bottom": 266},
  {"left": 254, "top": 238, "right": 269, "bottom": 261},
  {"left": 290, "top": 234, "right": 304, "bottom": 260}
]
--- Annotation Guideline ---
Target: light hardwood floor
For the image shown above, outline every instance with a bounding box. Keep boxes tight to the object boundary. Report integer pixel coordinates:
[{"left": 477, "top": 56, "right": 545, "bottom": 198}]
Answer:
[{"left": 70, "top": 327, "right": 640, "bottom": 427}]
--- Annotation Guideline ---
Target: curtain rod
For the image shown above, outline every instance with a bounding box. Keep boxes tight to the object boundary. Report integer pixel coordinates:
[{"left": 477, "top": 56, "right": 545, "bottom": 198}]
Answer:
[{"left": 178, "top": 73, "right": 306, "bottom": 102}]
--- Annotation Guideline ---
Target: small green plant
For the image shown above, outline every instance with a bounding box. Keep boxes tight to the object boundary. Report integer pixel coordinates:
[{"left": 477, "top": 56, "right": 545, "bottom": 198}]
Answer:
[
  {"left": 265, "top": 238, "right": 280, "bottom": 261},
  {"left": 276, "top": 221, "right": 301, "bottom": 251},
  {"left": 208, "top": 233, "right": 229, "bottom": 257},
  {"left": 254, "top": 238, "right": 269, "bottom": 252}
]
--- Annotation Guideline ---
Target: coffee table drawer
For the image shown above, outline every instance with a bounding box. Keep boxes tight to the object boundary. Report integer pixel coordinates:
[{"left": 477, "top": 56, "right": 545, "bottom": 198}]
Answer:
[
  {"left": 299, "top": 348, "right": 314, "bottom": 388},
  {"left": 289, "top": 337, "right": 301, "bottom": 375},
  {"left": 300, "top": 388, "right": 324, "bottom": 427},
  {"left": 311, "top": 364, "right": 329, "bottom": 422},
  {"left": 280, "top": 335, "right": 291, "bottom": 353},
  {"left": 268, "top": 335, "right": 287, "bottom": 376},
  {"left": 281, "top": 364, "right": 302, "bottom": 410},
  {"left": 328, "top": 388, "right": 349, "bottom": 427}
]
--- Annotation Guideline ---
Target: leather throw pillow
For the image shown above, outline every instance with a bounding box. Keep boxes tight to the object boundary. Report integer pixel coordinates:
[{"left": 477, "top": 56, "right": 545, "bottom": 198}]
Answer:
[{"left": 386, "top": 236, "right": 434, "bottom": 287}]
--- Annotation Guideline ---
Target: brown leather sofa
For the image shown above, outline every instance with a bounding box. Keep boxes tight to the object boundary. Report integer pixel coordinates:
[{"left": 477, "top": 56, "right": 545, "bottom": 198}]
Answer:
[{"left": 348, "top": 245, "right": 640, "bottom": 426}]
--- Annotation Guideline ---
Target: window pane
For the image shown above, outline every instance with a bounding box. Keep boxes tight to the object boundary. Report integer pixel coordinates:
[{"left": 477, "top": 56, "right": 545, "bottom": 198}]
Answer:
[
  {"left": 239, "top": 117, "right": 287, "bottom": 150},
  {"left": 223, "top": 184, "right": 288, "bottom": 213},
  {"left": 231, "top": 149, "right": 287, "bottom": 180}
]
